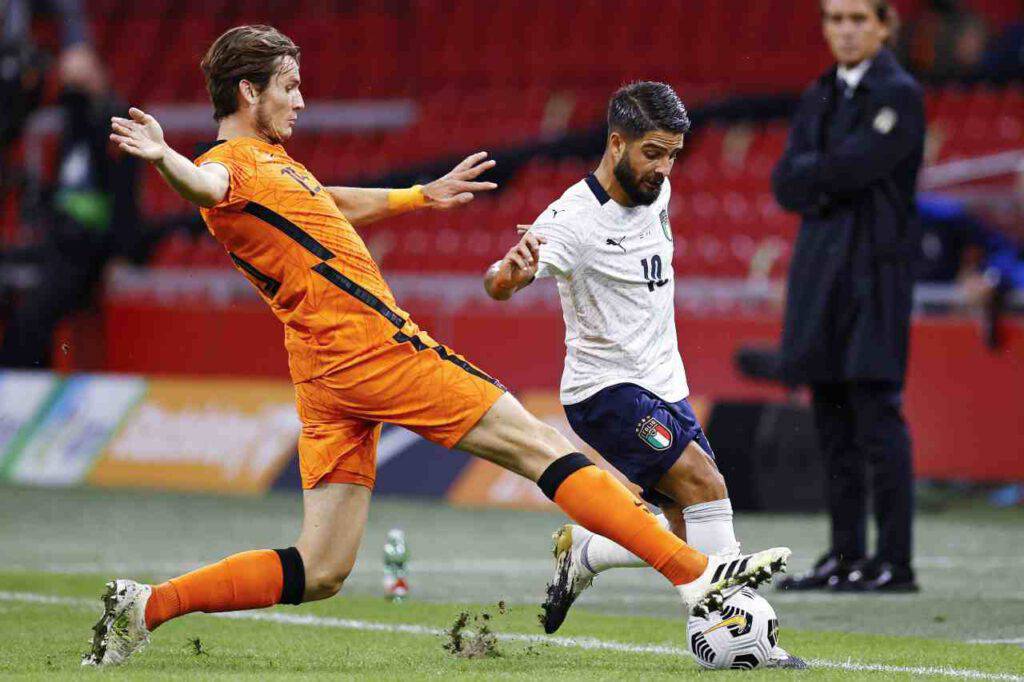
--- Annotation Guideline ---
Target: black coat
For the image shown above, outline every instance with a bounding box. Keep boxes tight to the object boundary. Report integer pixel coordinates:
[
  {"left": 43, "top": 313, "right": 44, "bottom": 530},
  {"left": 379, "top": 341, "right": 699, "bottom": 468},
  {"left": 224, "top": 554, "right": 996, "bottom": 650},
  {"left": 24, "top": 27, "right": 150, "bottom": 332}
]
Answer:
[{"left": 772, "top": 49, "right": 925, "bottom": 384}]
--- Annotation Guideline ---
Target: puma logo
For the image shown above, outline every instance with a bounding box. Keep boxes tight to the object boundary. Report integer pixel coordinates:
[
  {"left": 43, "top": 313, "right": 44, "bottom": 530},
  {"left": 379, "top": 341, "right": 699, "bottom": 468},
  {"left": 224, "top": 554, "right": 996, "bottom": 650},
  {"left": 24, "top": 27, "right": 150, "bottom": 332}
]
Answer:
[{"left": 605, "top": 236, "right": 627, "bottom": 253}]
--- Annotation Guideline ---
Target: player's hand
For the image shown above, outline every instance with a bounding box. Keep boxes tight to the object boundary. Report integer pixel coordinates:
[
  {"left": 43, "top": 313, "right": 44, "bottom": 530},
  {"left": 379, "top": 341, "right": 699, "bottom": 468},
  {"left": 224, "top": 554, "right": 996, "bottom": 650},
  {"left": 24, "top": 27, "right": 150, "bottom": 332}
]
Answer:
[
  {"left": 110, "top": 107, "right": 167, "bottom": 163},
  {"left": 422, "top": 151, "right": 497, "bottom": 209},
  {"left": 502, "top": 232, "right": 547, "bottom": 284},
  {"left": 515, "top": 224, "right": 531, "bottom": 236}
]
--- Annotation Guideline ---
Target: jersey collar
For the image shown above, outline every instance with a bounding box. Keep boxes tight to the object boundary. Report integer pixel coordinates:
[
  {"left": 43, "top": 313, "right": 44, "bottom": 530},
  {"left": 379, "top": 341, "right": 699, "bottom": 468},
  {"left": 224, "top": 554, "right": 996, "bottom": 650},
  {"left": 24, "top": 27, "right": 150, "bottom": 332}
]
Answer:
[{"left": 585, "top": 173, "right": 611, "bottom": 205}]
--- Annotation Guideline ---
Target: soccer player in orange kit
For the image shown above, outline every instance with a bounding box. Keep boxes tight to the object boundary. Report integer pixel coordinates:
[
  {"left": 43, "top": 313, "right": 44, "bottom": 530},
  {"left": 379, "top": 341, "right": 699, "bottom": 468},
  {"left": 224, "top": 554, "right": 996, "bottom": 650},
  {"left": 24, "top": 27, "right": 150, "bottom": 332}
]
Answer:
[{"left": 84, "top": 24, "right": 788, "bottom": 666}]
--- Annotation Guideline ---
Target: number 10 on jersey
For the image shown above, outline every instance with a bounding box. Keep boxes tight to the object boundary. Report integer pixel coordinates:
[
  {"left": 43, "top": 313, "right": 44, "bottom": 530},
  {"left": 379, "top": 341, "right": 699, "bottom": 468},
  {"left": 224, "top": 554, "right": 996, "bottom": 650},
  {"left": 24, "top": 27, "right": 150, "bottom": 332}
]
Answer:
[{"left": 641, "top": 255, "right": 669, "bottom": 292}]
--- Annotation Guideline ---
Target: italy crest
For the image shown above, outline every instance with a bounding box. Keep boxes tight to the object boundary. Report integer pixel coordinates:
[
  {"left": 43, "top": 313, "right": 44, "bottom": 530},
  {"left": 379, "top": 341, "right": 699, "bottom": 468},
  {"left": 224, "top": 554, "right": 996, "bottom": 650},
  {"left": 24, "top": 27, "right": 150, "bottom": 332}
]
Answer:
[{"left": 637, "top": 415, "right": 673, "bottom": 451}]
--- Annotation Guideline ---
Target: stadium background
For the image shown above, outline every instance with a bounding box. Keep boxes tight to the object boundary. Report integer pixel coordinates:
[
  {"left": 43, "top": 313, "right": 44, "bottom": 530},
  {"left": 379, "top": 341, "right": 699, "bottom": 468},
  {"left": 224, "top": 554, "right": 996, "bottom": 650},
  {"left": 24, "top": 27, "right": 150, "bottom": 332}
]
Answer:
[
  {"left": 2, "top": 3, "right": 1024, "bottom": 677},
  {"left": 1, "top": 1, "right": 1022, "bottom": 507}
]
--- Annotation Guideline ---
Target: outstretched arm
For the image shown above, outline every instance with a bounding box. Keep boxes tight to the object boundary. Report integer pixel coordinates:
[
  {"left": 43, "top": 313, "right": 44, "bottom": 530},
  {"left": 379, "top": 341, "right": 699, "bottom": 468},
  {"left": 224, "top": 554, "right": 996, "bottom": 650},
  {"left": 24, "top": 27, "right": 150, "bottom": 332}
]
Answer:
[
  {"left": 484, "top": 231, "right": 545, "bottom": 301},
  {"left": 326, "top": 152, "right": 497, "bottom": 227},
  {"left": 110, "top": 108, "right": 228, "bottom": 208}
]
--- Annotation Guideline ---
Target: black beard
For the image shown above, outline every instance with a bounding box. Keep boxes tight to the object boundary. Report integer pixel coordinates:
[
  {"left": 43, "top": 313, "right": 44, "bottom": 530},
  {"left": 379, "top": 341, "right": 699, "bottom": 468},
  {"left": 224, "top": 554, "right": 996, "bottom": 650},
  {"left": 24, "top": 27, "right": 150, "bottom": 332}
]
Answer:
[{"left": 613, "top": 154, "right": 661, "bottom": 206}]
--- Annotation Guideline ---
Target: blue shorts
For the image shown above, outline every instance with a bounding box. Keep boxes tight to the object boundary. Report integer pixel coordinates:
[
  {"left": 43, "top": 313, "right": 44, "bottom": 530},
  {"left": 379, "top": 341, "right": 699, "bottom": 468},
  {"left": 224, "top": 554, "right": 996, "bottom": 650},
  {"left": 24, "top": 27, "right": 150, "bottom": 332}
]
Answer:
[{"left": 564, "top": 383, "right": 714, "bottom": 508}]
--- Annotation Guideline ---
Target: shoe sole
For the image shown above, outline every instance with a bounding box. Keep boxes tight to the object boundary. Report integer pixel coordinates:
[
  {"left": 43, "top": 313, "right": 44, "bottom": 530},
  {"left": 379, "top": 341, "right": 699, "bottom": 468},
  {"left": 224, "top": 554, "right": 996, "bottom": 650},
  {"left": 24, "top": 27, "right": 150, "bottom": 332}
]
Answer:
[
  {"left": 540, "top": 525, "right": 576, "bottom": 634},
  {"left": 692, "top": 550, "right": 790, "bottom": 618},
  {"left": 82, "top": 581, "right": 121, "bottom": 666},
  {"left": 766, "top": 655, "right": 809, "bottom": 670}
]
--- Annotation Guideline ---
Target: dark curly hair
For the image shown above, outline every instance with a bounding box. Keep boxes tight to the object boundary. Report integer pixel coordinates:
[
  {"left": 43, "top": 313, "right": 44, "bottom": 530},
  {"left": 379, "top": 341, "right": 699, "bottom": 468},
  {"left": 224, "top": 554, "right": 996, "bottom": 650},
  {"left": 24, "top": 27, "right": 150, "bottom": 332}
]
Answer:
[{"left": 607, "top": 81, "right": 691, "bottom": 140}]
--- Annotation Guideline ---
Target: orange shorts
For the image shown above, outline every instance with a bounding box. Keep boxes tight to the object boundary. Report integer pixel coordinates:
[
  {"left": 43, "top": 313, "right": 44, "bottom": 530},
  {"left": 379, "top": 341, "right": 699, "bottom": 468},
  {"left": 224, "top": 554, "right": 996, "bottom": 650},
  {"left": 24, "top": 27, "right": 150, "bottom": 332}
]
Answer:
[{"left": 294, "top": 330, "right": 505, "bottom": 490}]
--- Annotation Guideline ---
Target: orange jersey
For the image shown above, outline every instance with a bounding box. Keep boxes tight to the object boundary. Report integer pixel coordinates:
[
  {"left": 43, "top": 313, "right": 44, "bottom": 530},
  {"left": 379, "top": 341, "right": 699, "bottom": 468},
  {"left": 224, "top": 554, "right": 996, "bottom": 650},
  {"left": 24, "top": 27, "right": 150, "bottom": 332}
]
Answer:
[{"left": 194, "top": 137, "right": 420, "bottom": 383}]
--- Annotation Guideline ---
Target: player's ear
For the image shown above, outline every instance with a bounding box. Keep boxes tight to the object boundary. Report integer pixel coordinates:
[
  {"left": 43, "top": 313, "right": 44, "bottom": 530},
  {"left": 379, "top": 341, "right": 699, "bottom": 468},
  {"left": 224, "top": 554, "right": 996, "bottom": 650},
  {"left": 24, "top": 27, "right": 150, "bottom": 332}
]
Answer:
[
  {"left": 239, "top": 79, "right": 258, "bottom": 107},
  {"left": 877, "top": 20, "right": 890, "bottom": 46},
  {"left": 609, "top": 131, "right": 626, "bottom": 164}
]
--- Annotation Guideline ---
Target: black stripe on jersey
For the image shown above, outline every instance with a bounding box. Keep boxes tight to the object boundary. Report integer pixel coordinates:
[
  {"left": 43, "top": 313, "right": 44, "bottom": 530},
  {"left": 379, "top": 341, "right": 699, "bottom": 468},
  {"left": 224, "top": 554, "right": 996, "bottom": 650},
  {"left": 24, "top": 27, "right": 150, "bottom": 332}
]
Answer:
[
  {"left": 243, "top": 201, "right": 335, "bottom": 260},
  {"left": 585, "top": 173, "right": 611, "bottom": 205},
  {"left": 313, "top": 262, "right": 406, "bottom": 329},
  {"left": 193, "top": 139, "right": 227, "bottom": 159},
  {"left": 392, "top": 332, "right": 505, "bottom": 390},
  {"left": 432, "top": 344, "right": 505, "bottom": 390},
  {"left": 229, "top": 252, "right": 281, "bottom": 298},
  {"left": 393, "top": 331, "right": 430, "bottom": 352}
]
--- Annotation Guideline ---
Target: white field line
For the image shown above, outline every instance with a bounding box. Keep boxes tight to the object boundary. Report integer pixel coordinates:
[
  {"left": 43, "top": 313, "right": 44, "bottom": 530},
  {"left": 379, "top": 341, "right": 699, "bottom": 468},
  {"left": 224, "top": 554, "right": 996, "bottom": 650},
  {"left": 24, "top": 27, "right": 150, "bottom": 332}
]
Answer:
[
  {"left": 1, "top": 590, "right": 1022, "bottom": 681},
  {"left": 805, "top": 659, "right": 1024, "bottom": 681},
  {"left": 7, "top": 561, "right": 1024, "bottom": 607},
  {"left": 8, "top": 561, "right": 1024, "bottom": 604}
]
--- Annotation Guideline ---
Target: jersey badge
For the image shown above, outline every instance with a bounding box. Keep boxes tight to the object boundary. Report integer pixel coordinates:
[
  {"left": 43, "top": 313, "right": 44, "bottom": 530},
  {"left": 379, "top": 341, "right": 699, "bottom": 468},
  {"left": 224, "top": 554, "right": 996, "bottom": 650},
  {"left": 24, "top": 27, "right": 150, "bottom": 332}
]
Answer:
[
  {"left": 873, "top": 107, "right": 898, "bottom": 135},
  {"left": 637, "top": 415, "right": 673, "bottom": 451},
  {"left": 660, "top": 209, "right": 672, "bottom": 242}
]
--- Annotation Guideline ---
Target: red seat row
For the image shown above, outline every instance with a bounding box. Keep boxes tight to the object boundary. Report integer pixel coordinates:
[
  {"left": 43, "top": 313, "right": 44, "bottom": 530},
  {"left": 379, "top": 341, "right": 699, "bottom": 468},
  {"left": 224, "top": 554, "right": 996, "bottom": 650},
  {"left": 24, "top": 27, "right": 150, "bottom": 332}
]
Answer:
[{"left": 76, "top": 0, "right": 838, "bottom": 105}]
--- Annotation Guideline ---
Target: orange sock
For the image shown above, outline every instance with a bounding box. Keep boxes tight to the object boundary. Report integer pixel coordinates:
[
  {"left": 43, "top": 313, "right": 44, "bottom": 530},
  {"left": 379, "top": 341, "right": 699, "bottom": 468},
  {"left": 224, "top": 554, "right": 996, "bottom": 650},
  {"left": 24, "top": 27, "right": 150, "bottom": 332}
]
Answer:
[
  {"left": 144, "top": 549, "right": 284, "bottom": 630},
  {"left": 541, "top": 454, "right": 708, "bottom": 585}
]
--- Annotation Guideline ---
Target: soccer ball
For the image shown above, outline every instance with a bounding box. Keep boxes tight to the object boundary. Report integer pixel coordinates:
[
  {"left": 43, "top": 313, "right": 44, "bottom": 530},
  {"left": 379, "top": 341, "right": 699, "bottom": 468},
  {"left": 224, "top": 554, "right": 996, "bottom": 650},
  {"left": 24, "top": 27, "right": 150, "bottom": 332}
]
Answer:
[{"left": 687, "top": 588, "right": 779, "bottom": 670}]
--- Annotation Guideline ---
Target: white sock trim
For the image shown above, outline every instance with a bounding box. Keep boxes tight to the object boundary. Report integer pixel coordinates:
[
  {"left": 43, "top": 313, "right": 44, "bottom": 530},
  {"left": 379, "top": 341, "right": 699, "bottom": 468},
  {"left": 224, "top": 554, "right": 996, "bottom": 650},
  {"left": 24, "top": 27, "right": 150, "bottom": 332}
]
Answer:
[{"left": 576, "top": 514, "right": 671, "bottom": 574}]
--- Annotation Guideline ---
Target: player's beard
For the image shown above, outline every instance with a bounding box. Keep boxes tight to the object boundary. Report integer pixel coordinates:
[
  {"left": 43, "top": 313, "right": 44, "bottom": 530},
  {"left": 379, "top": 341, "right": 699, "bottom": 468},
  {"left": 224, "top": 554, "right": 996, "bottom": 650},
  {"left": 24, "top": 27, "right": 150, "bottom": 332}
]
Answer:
[
  {"left": 254, "top": 100, "right": 284, "bottom": 145},
  {"left": 613, "top": 153, "right": 662, "bottom": 206}
]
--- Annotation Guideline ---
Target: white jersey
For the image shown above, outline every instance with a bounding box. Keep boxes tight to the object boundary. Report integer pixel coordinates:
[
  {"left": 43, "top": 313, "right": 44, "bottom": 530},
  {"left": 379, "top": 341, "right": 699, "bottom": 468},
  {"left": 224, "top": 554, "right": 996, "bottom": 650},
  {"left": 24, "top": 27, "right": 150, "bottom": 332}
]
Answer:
[{"left": 532, "top": 174, "right": 688, "bottom": 405}]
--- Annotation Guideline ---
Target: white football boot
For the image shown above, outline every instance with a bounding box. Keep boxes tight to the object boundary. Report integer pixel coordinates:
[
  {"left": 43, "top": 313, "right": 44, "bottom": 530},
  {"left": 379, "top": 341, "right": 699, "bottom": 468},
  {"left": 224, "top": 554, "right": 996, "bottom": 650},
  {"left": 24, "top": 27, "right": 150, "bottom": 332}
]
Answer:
[
  {"left": 678, "top": 547, "right": 791, "bottom": 617},
  {"left": 541, "top": 524, "right": 597, "bottom": 634},
  {"left": 81, "top": 579, "right": 152, "bottom": 667}
]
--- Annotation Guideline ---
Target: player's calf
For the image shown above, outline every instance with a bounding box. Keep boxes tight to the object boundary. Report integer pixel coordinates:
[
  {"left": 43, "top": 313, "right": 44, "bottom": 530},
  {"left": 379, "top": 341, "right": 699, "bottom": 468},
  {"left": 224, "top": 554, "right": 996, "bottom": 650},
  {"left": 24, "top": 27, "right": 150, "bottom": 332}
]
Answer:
[
  {"left": 294, "top": 481, "right": 371, "bottom": 601},
  {"left": 302, "top": 564, "right": 351, "bottom": 601}
]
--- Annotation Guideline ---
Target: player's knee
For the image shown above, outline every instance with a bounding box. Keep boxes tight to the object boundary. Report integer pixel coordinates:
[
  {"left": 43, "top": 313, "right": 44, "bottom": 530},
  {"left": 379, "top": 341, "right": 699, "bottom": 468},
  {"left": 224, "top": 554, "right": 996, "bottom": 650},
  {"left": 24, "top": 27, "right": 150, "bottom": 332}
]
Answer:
[
  {"left": 536, "top": 421, "right": 572, "bottom": 457},
  {"left": 695, "top": 465, "right": 727, "bottom": 500},
  {"left": 521, "top": 421, "right": 574, "bottom": 472},
  {"left": 658, "top": 453, "right": 727, "bottom": 504},
  {"left": 499, "top": 413, "right": 573, "bottom": 474}
]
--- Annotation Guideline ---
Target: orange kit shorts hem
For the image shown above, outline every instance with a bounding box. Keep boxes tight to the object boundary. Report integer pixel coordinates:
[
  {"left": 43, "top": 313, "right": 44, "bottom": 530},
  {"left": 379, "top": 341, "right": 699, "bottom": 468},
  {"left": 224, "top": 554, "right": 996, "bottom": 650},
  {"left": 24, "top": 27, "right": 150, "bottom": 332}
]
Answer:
[{"left": 295, "top": 331, "right": 505, "bottom": 490}]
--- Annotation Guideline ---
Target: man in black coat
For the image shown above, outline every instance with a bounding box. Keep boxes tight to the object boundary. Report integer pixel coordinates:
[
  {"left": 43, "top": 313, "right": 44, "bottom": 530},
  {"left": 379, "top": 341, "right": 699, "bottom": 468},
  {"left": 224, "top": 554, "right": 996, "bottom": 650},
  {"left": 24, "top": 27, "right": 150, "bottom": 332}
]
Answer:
[{"left": 772, "top": 0, "right": 924, "bottom": 592}]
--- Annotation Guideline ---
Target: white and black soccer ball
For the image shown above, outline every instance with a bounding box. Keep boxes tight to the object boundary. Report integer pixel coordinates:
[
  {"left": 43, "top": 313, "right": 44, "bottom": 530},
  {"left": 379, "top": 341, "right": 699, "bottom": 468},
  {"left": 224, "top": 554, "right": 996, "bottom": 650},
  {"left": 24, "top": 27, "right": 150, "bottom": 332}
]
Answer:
[{"left": 687, "top": 588, "right": 779, "bottom": 670}]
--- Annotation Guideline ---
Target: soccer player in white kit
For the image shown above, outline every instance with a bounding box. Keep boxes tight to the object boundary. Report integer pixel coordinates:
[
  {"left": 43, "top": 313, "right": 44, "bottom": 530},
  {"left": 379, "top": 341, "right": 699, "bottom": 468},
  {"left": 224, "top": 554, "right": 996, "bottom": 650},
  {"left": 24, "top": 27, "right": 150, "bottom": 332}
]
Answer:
[{"left": 485, "top": 82, "right": 803, "bottom": 668}]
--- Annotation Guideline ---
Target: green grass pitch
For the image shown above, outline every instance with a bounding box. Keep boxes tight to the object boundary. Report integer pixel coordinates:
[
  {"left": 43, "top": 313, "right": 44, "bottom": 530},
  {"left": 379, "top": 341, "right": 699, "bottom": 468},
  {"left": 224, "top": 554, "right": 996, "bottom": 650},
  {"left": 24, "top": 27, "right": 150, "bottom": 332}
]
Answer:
[{"left": 1, "top": 485, "right": 1022, "bottom": 680}]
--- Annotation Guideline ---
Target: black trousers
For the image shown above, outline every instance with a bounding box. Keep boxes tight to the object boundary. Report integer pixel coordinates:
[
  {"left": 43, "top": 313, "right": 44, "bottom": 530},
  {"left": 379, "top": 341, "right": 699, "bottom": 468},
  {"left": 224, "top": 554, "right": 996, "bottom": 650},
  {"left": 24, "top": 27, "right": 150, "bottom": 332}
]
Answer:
[
  {"left": 810, "top": 381, "right": 914, "bottom": 568},
  {"left": 0, "top": 238, "right": 106, "bottom": 369}
]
